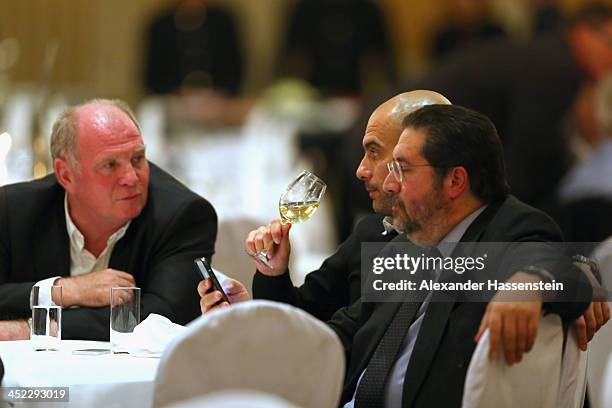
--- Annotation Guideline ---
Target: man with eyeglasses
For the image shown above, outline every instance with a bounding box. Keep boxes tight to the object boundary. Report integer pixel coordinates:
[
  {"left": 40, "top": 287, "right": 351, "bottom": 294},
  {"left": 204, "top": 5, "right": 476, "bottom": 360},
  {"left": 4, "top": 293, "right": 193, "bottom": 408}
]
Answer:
[
  {"left": 199, "top": 90, "right": 451, "bottom": 319},
  {"left": 333, "top": 104, "right": 597, "bottom": 408}
]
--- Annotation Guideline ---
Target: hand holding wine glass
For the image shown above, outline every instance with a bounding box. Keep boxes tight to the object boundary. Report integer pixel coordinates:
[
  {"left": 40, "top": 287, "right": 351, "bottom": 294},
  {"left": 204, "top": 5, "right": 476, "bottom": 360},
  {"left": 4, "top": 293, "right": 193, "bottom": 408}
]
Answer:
[{"left": 245, "top": 170, "right": 326, "bottom": 271}]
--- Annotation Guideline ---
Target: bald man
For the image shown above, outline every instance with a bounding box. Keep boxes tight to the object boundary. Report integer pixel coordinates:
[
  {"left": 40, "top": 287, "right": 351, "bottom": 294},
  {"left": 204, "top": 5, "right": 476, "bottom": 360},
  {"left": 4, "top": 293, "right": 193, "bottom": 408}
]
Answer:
[
  {"left": 199, "top": 91, "right": 451, "bottom": 320},
  {"left": 0, "top": 99, "right": 217, "bottom": 340}
]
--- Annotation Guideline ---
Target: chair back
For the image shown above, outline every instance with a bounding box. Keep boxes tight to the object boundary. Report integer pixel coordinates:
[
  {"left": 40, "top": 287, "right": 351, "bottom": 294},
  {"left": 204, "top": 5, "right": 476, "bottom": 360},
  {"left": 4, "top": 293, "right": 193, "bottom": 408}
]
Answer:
[
  {"left": 153, "top": 300, "right": 345, "bottom": 408},
  {"left": 462, "top": 313, "right": 563, "bottom": 408}
]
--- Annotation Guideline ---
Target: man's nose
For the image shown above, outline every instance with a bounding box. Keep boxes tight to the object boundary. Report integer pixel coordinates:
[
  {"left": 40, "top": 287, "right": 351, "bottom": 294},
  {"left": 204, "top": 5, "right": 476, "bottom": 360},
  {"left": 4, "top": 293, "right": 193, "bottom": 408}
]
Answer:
[
  {"left": 356, "top": 159, "right": 371, "bottom": 180},
  {"left": 119, "top": 164, "right": 139, "bottom": 186},
  {"left": 382, "top": 171, "right": 400, "bottom": 194}
]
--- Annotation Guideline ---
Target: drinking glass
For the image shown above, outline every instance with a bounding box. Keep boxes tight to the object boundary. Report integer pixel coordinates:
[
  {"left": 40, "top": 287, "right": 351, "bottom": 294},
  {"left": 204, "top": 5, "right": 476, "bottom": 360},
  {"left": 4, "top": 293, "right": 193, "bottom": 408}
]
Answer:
[
  {"left": 30, "top": 285, "right": 62, "bottom": 351},
  {"left": 110, "top": 287, "right": 141, "bottom": 354},
  {"left": 249, "top": 170, "right": 326, "bottom": 267}
]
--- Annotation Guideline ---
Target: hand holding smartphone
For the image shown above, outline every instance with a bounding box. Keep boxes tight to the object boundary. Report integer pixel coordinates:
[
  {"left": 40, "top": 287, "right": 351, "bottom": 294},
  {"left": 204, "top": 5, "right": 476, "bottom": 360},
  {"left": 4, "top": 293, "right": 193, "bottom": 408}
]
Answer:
[{"left": 194, "top": 257, "right": 230, "bottom": 304}]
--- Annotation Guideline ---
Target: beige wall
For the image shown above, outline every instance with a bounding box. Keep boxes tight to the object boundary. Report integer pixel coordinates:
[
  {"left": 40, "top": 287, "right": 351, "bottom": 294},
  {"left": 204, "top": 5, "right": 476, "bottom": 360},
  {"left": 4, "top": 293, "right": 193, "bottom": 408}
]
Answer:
[{"left": 0, "top": 0, "right": 594, "bottom": 104}]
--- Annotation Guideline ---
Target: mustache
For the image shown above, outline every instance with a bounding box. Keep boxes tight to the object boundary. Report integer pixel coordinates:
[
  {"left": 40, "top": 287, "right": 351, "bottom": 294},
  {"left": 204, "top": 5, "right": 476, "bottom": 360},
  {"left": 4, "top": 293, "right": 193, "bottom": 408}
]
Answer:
[
  {"left": 391, "top": 195, "right": 404, "bottom": 209},
  {"left": 364, "top": 182, "right": 377, "bottom": 191}
]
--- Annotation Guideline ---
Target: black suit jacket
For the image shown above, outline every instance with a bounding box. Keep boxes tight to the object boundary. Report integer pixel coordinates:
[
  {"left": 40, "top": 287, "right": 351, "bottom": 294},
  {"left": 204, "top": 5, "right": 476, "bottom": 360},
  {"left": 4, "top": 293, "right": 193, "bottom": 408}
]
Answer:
[
  {"left": 0, "top": 163, "right": 217, "bottom": 340},
  {"left": 253, "top": 214, "right": 396, "bottom": 321},
  {"left": 330, "top": 196, "right": 592, "bottom": 407}
]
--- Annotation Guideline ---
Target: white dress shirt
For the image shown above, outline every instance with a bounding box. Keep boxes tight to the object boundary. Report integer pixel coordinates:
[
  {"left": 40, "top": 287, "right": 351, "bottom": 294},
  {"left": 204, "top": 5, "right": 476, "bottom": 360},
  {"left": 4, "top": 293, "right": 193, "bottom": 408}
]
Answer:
[{"left": 35, "top": 194, "right": 130, "bottom": 289}]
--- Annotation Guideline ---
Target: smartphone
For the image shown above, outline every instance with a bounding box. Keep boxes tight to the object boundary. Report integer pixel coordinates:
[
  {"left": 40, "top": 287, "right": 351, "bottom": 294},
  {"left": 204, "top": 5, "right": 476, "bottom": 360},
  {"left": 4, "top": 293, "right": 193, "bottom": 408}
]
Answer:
[{"left": 194, "top": 257, "right": 230, "bottom": 304}]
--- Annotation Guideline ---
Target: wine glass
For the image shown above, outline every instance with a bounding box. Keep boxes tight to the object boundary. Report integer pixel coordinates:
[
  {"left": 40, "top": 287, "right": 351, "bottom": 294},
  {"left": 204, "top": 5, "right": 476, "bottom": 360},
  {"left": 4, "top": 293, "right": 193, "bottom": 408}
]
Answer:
[{"left": 249, "top": 170, "right": 327, "bottom": 267}]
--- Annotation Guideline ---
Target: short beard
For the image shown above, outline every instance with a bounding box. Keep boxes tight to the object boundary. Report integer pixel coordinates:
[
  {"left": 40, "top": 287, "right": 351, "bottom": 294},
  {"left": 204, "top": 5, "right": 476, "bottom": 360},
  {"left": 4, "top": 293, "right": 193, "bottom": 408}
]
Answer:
[
  {"left": 400, "top": 182, "right": 448, "bottom": 245},
  {"left": 373, "top": 192, "right": 394, "bottom": 216}
]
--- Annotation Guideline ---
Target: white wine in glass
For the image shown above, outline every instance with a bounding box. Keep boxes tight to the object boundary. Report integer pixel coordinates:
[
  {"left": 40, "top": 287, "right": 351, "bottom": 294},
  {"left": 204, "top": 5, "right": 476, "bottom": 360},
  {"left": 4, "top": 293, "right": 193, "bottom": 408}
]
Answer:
[{"left": 250, "top": 170, "right": 326, "bottom": 267}]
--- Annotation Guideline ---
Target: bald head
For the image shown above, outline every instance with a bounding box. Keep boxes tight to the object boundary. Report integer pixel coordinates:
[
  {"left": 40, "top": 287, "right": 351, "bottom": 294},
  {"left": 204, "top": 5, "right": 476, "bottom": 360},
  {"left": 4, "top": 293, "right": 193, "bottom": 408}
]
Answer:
[
  {"left": 371, "top": 90, "right": 452, "bottom": 130},
  {"left": 356, "top": 90, "right": 451, "bottom": 215}
]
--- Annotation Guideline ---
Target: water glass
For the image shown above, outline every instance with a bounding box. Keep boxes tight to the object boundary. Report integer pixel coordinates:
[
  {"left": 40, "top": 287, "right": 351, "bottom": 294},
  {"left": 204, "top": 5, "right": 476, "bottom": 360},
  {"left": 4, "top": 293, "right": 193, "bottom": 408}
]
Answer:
[
  {"left": 30, "top": 285, "right": 62, "bottom": 351},
  {"left": 110, "top": 287, "right": 141, "bottom": 354}
]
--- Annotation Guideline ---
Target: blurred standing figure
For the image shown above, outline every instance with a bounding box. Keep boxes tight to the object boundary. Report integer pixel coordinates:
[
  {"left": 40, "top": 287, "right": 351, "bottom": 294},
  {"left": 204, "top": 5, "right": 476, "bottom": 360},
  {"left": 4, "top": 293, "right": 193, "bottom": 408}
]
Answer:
[
  {"left": 283, "top": 0, "right": 396, "bottom": 97},
  {"left": 419, "top": 2, "right": 612, "bottom": 217},
  {"left": 144, "top": 0, "right": 243, "bottom": 95},
  {"left": 559, "top": 73, "right": 612, "bottom": 242},
  {"left": 532, "top": 0, "right": 563, "bottom": 34},
  {"left": 432, "top": 0, "right": 506, "bottom": 60}
]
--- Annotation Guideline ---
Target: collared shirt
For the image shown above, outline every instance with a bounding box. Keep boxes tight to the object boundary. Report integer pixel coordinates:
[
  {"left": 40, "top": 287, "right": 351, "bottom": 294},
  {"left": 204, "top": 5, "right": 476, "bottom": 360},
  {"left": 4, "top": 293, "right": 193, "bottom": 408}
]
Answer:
[
  {"left": 35, "top": 194, "right": 130, "bottom": 288},
  {"left": 382, "top": 216, "right": 403, "bottom": 236},
  {"left": 345, "top": 205, "right": 487, "bottom": 408}
]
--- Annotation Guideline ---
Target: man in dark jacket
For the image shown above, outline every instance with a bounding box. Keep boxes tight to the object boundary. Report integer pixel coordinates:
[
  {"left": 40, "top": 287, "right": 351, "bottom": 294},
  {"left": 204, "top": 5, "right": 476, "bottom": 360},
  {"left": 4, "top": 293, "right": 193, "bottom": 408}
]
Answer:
[{"left": 0, "top": 99, "right": 217, "bottom": 340}]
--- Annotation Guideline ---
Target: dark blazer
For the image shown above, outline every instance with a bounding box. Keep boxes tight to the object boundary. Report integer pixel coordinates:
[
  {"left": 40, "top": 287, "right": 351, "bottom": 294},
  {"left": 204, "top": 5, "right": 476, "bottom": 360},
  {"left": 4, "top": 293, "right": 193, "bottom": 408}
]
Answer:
[
  {"left": 253, "top": 214, "right": 396, "bottom": 321},
  {"left": 330, "top": 196, "right": 592, "bottom": 407},
  {"left": 0, "top": 163, "right": 217, "bottom": 340}
]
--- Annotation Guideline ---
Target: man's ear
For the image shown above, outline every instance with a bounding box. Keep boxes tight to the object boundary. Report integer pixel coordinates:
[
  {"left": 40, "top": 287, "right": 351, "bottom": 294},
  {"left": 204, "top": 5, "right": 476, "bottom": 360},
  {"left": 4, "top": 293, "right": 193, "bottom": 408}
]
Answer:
[
  {"left": 445, "top": 166, "right": 468, "bottom": 200},
  {"left": 54, "top": 158, "right": 76, "bottom": 193}
]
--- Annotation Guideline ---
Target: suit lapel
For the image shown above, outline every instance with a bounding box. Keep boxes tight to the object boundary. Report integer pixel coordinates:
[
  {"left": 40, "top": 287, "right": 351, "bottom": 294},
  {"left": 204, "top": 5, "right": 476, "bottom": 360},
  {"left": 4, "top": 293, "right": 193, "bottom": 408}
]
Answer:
[
  {"left": 108, "top": 220, "right": 139, "bottom": 272},
  {"left": 34, "top": 193, "right": 70, "bottom": 279},
  {"left": 400, "top": 199, "right": 505, "bottom": 406}
]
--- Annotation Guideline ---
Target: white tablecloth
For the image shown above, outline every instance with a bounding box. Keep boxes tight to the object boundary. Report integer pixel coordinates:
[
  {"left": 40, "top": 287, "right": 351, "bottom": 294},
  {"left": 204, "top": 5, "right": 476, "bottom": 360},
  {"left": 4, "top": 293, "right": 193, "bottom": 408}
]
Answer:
[{"left": 0, "top": 340, "right": 160, "bottom": 408}]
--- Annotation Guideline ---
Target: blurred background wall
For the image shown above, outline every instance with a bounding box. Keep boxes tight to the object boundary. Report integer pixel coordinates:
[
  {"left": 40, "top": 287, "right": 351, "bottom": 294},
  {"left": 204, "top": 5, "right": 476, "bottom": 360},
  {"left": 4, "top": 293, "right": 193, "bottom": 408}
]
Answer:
[{"left": 0, "top": 0, "right": 594, "bottom": 104}]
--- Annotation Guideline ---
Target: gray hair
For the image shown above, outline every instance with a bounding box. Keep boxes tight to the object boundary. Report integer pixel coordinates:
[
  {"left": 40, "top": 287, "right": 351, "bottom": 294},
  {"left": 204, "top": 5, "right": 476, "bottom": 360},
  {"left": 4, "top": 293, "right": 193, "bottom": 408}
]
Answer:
[{"left": 50, "top": 98, "right": 141, "bottom": 167}]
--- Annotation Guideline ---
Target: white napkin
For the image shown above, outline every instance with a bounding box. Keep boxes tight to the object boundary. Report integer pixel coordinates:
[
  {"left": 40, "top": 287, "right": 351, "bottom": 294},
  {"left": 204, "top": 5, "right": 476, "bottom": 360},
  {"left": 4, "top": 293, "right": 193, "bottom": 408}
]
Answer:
[{"left": 129, "top": 314, "right": 186, "bottom": 357}]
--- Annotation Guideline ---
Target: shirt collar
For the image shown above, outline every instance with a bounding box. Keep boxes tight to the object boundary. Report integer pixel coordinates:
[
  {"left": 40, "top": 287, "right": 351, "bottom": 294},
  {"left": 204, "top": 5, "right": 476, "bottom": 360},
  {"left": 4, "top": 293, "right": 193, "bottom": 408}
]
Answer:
[
  {"left": 64, "top": 194, "right": 131, "bottom": 253},
  {"left": 437, "top": 205, "right": 487, "bottom": 257},
  {"left": 382, "top": 216, "right": 403, "bottom": 235}
]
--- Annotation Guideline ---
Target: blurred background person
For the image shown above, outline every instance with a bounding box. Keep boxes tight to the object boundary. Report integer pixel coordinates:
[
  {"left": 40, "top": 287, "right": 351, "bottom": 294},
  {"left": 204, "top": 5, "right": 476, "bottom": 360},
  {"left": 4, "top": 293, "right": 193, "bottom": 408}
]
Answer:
[
  {"left": 281, "top": 0, "right": 396, "bottom": 99},
  {"left": 558, "top": 73, "right": 612, "bottom": 242},
  {"left": 533, "top": 0, "right": 563, "bottom": 34},
  {"left": 143, "top": 0, "right": 251, "bottom": 128},
  {"left": 417, "top": 2, "right": 612, "bottom": 220},
  {"left": 143, "top": 0, "right": 243, "bottom": 96},
  {"left": 431, "top": 0, "right": 506, "bottom": 61}
]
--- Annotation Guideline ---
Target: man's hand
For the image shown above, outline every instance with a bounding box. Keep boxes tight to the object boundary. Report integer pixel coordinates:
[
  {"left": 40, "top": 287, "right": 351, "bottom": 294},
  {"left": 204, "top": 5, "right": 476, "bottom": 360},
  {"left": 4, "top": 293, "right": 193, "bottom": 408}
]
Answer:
[
  {"left": 475, "top": 272, "right": 543, "bottom": 366},
  {"left": 198, "top": 278, "right": 251, "bottom": 314},
  {"left": 574, "top": 301, "right": 611, "bottom": 351},
  {"left": 0, "top": 320, "right": 29, "bottom": 340},
  {"left": 57, "top": 269, "right": 136, "bottom": 308},
  {"left": 245, "top": 220, "right": 292, "bottom": 276}
]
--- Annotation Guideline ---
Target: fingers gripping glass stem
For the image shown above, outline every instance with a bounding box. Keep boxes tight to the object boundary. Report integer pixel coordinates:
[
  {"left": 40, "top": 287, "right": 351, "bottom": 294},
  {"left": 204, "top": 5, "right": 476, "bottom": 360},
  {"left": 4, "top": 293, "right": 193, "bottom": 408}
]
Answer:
[{"left": 248, "top": 170, "right": 326, "bottom": 268}]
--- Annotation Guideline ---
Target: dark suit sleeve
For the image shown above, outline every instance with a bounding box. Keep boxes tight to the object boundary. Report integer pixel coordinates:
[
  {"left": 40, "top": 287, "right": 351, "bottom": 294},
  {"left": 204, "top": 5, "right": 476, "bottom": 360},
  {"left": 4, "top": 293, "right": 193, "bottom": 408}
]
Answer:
[
  {"left": 252, "top": 221, "right": 370, "bottom": 321},
  {"left": 62, "top": 197, "right": 217, "bottom": 340},
  {"left": 327, "top": 300, "right": 363, "bottom": 356},
  {"left": 0, "top": 187, "right": 37, "bottom": 319},
  {"left": 498, "top": 209, "right": 592, "bottom": 321}
]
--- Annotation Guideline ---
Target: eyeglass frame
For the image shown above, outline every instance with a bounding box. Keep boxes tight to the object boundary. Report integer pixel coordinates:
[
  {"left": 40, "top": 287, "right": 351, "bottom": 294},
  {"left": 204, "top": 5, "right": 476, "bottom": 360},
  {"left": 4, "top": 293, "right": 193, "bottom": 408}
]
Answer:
[{"left": 386, "top": 159, "right": 450, "bottom": 183}]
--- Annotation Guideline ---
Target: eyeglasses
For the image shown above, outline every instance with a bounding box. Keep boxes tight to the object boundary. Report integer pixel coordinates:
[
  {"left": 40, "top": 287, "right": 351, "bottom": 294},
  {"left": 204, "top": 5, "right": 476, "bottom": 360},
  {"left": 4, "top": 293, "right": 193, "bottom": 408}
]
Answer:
[{"left": 386, "top": 160, "right": 440, "bottom": 183}]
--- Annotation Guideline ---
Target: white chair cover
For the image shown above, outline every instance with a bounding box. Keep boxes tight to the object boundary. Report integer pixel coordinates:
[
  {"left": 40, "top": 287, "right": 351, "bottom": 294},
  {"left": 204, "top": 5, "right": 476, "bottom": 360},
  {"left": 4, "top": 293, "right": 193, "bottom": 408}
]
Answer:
[
  {"left": 588, "top": 238, "right": 612, "bottom": 408},
  {"left": 164, "top": 390, "right": 301, "bottom": 408},
  {"left": 152, "top": 300, "right": 345, "bottom": 408},
  {"left": 462, "top": 313, "right": 564, "bottom": 408},
  {"left": 212, "top": 217, "right": 264, "bottom": 295},
  {"left": 558, "top": 327, "right": 588, "bottom": 408}
]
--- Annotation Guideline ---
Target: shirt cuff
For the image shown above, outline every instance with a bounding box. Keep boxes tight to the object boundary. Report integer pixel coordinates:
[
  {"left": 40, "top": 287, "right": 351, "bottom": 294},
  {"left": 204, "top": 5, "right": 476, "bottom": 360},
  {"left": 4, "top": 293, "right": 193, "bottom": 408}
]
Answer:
[{"left": 34, "top": 276, "right": 62, "bottom": 304}]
